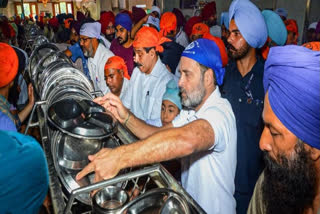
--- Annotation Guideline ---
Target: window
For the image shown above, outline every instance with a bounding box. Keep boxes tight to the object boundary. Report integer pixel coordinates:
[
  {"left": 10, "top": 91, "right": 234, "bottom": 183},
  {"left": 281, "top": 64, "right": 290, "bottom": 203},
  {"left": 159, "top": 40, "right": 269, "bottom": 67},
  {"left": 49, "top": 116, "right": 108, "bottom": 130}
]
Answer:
[
  {"left": 23, "top": 3, "right": 30, "bottom": 17},
  {"left": 53, "top": 2, "right": 73, "bottom": 16},
  {"left": 60, "top": 2, "right": 66, "bottom": 14},
  {"left": 15, "top": 3, "right": 38, "bottom": 17},
  {"left": 16, "top": 5, "right": 22, "bottom": 16}
]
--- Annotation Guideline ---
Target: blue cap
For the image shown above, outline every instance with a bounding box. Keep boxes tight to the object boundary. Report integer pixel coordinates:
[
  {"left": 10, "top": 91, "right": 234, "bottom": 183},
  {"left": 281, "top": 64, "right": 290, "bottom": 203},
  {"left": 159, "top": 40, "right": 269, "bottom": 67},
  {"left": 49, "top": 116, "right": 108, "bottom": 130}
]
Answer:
[
  {"left": 182, "top": 38, "right": 225, "bottom": 86},
  {"left": 162, "top": 79, "right": 182, "bottom": 110},
  {"left": 115, "top": 13, "right": 132, "bottom": 32}
]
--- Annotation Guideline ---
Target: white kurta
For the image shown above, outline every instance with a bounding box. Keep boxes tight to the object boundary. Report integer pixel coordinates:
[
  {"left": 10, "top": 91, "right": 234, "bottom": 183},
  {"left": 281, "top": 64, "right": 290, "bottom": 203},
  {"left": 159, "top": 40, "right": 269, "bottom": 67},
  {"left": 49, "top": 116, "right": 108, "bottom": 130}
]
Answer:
[
  {"left": 122, "top": 58, "right": 174, "bottom": 121},
  {"left": 88, "top": 43, "right": 114, "bottom": 94}
]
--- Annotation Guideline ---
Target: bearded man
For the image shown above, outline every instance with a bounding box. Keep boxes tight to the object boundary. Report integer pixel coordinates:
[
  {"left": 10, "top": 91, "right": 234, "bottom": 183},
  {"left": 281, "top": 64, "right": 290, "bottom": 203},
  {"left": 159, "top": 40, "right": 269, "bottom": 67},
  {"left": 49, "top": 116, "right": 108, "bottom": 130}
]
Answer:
[
  {"left": 248, "top": 45, "right": 320, "bottom": 214},
  {"left": 220, "top": 0, "right": 268, "bottom": 213}
]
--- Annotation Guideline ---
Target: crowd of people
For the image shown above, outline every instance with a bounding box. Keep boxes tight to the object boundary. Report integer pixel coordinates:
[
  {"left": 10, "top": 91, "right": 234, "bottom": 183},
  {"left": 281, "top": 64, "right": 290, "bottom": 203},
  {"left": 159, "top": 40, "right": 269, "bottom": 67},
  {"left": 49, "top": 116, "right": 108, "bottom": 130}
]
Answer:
[{"left": 0, "top": 0, "right": 319, "bottom": 213}]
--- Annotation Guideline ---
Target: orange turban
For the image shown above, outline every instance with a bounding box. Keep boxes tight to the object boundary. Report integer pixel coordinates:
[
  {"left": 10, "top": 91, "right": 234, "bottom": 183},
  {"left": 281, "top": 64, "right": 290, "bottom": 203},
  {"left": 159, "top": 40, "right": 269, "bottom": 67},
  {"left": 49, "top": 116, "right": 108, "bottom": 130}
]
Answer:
[
  {"left": 104, "top": 56, "right": 130, "bottom": 80},
  {"left": 0, "top": 43, "right": 18, "bottom": 87},
  {"left": 191, "top": 23, "right": 209, "bottom": 36},
  {"left": 159, "top": 12, "right": 177, "bottom": 37},
  {"left": 302, "top": 41, "right": 320, "bottom": 51},
  {"left": 285, "top": 19, "right": 298, "bottom": 36},
  {"left": 133, "top": 26, "right": 171, "bottom": 53},
  {"left": 64, "top": 18, "right": 73, "bottom": 29},
  {"left": 202, "top": 33, "right": 228, "bottom": 67}
]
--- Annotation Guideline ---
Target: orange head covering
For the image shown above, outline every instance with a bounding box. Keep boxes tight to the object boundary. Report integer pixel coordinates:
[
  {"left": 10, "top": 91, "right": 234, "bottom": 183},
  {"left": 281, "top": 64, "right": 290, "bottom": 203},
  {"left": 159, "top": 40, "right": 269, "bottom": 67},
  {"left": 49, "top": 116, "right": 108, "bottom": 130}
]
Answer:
[
  {"left": 64, "top": 18, "right": 73, "bottom": 29},
  {"left": 302, "top": 41, "right": 320, "bottom": 51},
  {"left": 0, "top": 43, "right": 18, "bottom": 87},
  {"left": 285, "top": 19, "right": 299, "bottom": 36},
  {"left": 133, "top": 26, "right": 171, "bottom": 53},
  {"left": 202, "top": 33, "right": 228, "bottom": 67},
  {"left": 104, "top": 56, "right": 130, "bottom": 80},
  {"left": 159, "top": 12, "right": 177, "bottom": 37},
  {"left": 191, "top": 23, "right": 209, "bottom": 36}
]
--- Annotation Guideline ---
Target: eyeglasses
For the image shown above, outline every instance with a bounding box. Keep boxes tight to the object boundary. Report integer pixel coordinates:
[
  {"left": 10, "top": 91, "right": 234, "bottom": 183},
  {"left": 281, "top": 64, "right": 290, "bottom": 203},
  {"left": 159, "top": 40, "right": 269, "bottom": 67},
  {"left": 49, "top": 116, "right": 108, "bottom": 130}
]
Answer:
[{"left": 79, "top": 37, "right": 92, "bottom": 43}]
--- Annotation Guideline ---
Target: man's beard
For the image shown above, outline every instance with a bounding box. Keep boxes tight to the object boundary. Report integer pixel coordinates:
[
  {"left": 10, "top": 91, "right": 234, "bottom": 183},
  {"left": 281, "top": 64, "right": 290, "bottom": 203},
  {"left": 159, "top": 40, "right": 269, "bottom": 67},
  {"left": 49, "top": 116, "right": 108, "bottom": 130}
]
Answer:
[
  {"left": 262, "top": 142, "right": 318, "bottom": 214},
  {"left": 105, "top": 33, "right": 115, "bottom": 42},
  {"left": 117, "top": 33, "right": 128, "bottom": 45},
  {"left": 83, "top": 43, "right": 93, "bottom": 58},
  {"left": 180, "top": 77, "right": 206, "bottom": 110},
  {"left": 227, "top": 42, "right": 250, "bottom": 60}
]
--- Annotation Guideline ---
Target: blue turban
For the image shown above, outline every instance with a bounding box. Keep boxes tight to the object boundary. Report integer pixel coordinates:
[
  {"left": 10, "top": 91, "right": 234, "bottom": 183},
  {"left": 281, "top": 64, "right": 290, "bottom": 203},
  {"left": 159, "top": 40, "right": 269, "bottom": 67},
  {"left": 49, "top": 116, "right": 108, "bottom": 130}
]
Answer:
[
  {"left": 0, "top": 131, "right": 49, "bottom": 213},
  {"left": 80, "top": 22, "right": 101, "bottom": 39},
  {"left": 262, "top": 10, "right": 287, "bottom": 46},
  {"left": 162, "top": 79, "right": 182, "bottom": 110},
  {"left": 220, "top": 12, "right": 229, "bottom": 29},
  {"left": 182, "top": 38, "right": 225, "bottom": 86},
  {"left": 115, "top": 13, "right": 132, "bottom": 32},
  {"left": 229, "top": 0, "right": 267, "bottom": 48},
  {"left": 264, "top": 45, "right": 320, "bottom": 149}
]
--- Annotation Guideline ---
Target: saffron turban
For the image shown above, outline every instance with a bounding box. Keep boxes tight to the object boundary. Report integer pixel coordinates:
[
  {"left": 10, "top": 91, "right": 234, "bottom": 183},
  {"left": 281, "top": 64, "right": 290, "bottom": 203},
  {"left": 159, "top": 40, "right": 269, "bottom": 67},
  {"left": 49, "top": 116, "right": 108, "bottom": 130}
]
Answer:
[
  {"left": 159, "top": 12, "right": 177, "bottom": 37},
  {"left": 133, "top": 26, "right": 171, "bottom": 53},
  {"left": 264, "top": 45, "right": 320, "bottom": 149},
  {"left": 182, "top": 38, "right": 225, "bottom": 86},
  {"left": 104, "top": 56, "right": 130, "bottom": 80},
  {"left": 191, "top": 23, "right": 209, "bottom": 37},
  {"left": 0, "top": 43, "right": 18, "bottom": 87},
  {"left": 229, "top": 0, "right": 268, "bottom": 48}
]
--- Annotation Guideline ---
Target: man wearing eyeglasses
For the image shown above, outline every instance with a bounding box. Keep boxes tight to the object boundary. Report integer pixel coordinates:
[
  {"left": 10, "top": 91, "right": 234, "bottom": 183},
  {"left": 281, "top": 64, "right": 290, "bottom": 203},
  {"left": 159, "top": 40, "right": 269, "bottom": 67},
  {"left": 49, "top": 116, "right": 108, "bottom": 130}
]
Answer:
[{"left": 79, "top": 21, "right": 114, "bottom": 95}]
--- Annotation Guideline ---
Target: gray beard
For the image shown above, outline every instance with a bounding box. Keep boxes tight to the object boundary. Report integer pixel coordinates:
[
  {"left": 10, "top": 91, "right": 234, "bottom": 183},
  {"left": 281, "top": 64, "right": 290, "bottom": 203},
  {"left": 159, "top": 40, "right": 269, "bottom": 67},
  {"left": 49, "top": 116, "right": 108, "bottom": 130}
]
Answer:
[{"left": 181, "top": 82, "right": 206, "bottom": 110}]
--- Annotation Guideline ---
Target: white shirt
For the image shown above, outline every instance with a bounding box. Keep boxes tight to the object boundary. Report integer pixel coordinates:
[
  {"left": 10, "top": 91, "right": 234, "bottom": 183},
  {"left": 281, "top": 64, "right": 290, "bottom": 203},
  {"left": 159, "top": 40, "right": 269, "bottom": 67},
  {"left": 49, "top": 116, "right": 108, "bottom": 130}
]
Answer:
[
  {"left": 122, "top": 58, "right": 174, "bottom": 121},
  {"left": 104, "top": 77, "right": 130, "bottom": 101},
  {"left": 175, "top": 27, "right": 189, "bottom": 48},
  {"left": 88, "top": 43, "right": 114, "bottom": 94},
  {"left": 172, "top": 88, "right": 237, "bottom": 214}
]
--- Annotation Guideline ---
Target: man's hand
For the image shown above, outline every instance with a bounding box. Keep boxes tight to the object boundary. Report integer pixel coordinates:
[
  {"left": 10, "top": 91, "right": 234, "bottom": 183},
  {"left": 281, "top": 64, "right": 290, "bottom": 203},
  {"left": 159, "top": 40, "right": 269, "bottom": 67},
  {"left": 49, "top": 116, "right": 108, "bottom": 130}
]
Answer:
[
  {"left": 76, "top": 147, "right": 122, "bottom": 183},
  {"left": 27, "top": 84, "right": 34, "bottom": 106},
  {"left": 93, "top": 93, "right": 129, "bottom": 123}
]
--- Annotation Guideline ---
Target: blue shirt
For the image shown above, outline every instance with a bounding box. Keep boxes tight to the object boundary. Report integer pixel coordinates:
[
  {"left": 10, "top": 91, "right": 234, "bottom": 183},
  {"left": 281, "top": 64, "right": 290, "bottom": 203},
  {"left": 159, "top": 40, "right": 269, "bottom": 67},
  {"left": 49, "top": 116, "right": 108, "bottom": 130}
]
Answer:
[
  {"left": 68, "top": 42, "right": 90, "bottom": 80},
  {"left": 220, "top": 58, "right": 265, "bottom": 214},
  {"left": 0, "top": 111, "right": 17, "bottom": 131}
]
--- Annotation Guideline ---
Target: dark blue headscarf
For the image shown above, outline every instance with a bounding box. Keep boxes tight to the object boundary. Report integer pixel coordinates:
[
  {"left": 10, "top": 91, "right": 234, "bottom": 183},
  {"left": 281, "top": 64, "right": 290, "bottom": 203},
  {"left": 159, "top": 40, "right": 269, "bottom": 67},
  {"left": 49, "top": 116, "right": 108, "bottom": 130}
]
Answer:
[{"left": 264, "top": 45, "right": 320, "bottom": 149}]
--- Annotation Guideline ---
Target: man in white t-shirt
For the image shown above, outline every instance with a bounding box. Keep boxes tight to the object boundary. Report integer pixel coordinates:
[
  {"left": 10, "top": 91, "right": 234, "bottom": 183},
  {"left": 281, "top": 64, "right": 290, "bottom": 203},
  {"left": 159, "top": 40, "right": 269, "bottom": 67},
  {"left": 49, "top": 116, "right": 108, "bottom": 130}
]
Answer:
[{"left": 77, "top": 38, "right": 237, "bottom": 213}]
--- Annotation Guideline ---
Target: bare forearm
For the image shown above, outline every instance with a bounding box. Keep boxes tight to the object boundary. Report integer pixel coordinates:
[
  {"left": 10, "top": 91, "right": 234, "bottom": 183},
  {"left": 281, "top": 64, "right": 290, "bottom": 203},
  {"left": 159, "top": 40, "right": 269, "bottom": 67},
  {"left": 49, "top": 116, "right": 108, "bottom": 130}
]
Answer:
[
  {"left": 124, "top": 112, "right": 172, "bottom": 139},
  {"left": 118, "top": 120, "right": 214, "bottom": 169},
  {"left": 18, "top": 103, "right": 33, "bottom": 123}
]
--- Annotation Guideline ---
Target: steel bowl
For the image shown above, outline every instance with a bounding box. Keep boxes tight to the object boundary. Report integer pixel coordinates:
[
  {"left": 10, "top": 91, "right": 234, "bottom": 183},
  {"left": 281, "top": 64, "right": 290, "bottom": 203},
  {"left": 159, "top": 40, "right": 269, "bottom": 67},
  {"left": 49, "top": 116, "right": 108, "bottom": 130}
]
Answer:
[{"left": 92, "top": 186, "right": 129, "bottom": 214}]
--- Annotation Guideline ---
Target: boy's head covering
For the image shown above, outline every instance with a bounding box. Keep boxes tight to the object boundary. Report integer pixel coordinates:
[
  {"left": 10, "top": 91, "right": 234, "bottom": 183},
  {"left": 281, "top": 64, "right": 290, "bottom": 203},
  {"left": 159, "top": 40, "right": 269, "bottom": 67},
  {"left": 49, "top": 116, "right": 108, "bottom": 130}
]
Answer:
[
  {"left": 202, "top": 33, "right": 228, "bottom": 67},
  {"left": 159, "top": 12, "right": 177, "bottom": 37},
  {"left": 201, "top": 1, "right": 216, "bottom": 21},
  {"left": 275, "top": 8, "right": 288, "bottom": 19},
  {"left": 162, "top": 79, "right": 182, "bottom": 110},
  {"left": 99, "top": 11, "right": 115, "bottom": 34},
  {"left": 229, "top": 0, "right": 268, "bottom": 48},
  {"left": 182, "top": 38, "right": 225, "bottom": 85},
  {"left": 184, "top": 16, "right": 202, "bottom": 37},
  {"left": 0, "top": 43, "right": 18, "bottom": 87},
  {"left": 133, "top": 26, "right": 171, "bottom": 53},
  {"left": 220, "top": 12, "right": 229, "bottom": 29},
  {"left": 262, "top": 10, "right": 287, "bottom": 46},
  {"left": 80, "top": 22, "right": 101, "bottom": 39},
  {"left": 191, "top": 23, "right": 209, "bottom": 37},
  {"left": 115, "top": 13, "right": 132, "bottom": 32},
  {"left": 104, "top": 56, "right": 130, "bottom": 80},
  {"left": 264, "top": 45, "right": 320, "bottom": 149}
]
